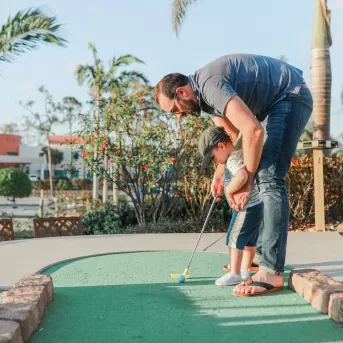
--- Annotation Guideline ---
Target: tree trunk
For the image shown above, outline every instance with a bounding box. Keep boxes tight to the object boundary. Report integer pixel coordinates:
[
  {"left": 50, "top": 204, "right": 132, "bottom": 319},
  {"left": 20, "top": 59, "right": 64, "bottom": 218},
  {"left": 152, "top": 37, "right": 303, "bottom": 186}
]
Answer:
[
  {"left": 311, "top": 0, "right": 332, "bottom": 231},
  {"left": 102, "top": 128, "right": 109, "bottom": 203},
  {"left": 69, "top": 122, "right": 73, "bottom": 173},
  {"left": 311, "top": 0, "right": 332, "bottom": 142},
  {"left": 112, "top": 129, "right": 119, "bottom": 205},
  {"left": 47, "top": 140, "right": 54, "bottom": 198},
  {"left": 112, "top": 165, "right": 119, "bottom": 205},
  {"left": 93, "top": 96, "right": 100, "bottom": 201}
]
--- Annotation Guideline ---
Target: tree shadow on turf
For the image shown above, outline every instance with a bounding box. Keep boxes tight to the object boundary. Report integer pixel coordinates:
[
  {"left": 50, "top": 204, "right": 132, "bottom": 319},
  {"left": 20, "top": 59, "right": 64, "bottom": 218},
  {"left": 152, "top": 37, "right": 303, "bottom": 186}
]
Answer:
[{"left": 30, "top": 282, "right": 343, "bottom": 343}]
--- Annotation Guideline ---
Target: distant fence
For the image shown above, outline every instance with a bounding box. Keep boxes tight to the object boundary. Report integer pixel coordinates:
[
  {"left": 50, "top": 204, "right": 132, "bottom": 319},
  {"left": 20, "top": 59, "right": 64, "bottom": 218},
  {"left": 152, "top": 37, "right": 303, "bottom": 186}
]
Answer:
[
  {"left": 33, "top": 217, "right": 83, "bottom": 238},
  {"left": 0, "top": 219, "right": 14, "bottom": 241}
]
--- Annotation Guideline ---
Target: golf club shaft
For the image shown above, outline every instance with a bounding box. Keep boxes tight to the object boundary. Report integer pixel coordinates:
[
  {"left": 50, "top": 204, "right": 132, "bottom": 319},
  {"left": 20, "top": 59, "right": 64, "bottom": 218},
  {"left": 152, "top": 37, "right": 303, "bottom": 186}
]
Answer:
[{"left": 185, "top": 194, "right": 219, "bottom": 270}]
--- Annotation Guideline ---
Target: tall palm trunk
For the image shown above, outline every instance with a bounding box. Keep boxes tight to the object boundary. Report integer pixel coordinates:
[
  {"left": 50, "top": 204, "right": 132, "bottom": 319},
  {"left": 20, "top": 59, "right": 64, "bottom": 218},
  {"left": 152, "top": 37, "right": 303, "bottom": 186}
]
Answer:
[
  {"left": 69, "top": 122, "right": 73, "bottom": 171},
  {"left": 311, "top": 0, "right": 332, "bottom": 231},
  {"left": 311, "top": 0, "right": 332, "bottom": 141},
  {"left": 102, "top": 127, "right": 109, "bottom": 203},
  {"left": 112, "top": 170, "right": 119, "bottom": 205},
  {"left": 112, "top": 129, "right": 119, "bottom": 205},
  {"left": 47, "top": 139, "right": 54, "bottom": 198},
  {"left": 92, "top": 96, "right": 100, "bottom": 201}
]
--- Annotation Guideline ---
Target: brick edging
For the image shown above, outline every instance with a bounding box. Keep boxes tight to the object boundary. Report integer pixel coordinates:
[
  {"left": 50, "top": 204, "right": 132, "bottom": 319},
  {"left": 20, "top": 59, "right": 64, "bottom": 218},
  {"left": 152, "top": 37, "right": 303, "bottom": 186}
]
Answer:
[
  {"left": 0, "top": 274, "right": 53, "bottom": 342},
  {"left": 288, "top": 269, "right": 343, "bottom": 323}
]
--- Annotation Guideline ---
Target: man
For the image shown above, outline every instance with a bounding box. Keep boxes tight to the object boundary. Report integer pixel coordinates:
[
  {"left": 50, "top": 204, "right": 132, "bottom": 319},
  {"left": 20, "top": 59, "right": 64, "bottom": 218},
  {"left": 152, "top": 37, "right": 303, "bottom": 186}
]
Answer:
[{"left": 154, "top": 54, "right": 313, "bottom": 296}]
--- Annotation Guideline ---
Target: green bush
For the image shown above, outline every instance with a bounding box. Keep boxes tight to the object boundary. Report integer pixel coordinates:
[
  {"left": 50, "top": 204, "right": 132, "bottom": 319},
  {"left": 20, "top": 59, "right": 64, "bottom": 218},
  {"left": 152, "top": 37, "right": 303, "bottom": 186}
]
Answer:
[
  {"left": 32, "top": 178, "right": 91, "bottom": 191},
  {"left": 0, "top": 168, "right": 32, "bottom": 203},
  {"left": 81, "top": 201, "right": 138, "bottom": 235},
  {"left": 80, "top": 197, "right": 231, "bottom": 235},
  {"left": 286, "top": 153, "right": 343, "bottom": 229},
  {"left": 56, "top": 179, "right": 72, "bottom": 190},
  {"left": 71, "top": 178, "right": 92, "bottom": 190}
]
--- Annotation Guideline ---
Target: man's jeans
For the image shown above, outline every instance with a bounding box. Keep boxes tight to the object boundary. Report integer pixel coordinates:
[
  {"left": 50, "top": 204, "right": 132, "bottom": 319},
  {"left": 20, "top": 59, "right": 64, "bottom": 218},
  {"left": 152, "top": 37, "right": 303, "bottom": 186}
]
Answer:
[{"left": 255, "top": 87, "right": 313, "bottom": 274}]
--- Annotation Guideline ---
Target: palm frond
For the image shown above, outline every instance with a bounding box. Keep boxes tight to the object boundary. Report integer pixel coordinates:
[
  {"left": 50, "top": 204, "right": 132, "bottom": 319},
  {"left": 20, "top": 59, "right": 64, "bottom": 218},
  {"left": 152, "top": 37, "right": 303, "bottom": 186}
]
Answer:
[
  {"left": 172, "top": 0, "right": 198, "bottom": 37},
  {"left": 74, "top": 65, "right": 96, "bottom": 86},
  {"left": 0, "top": 7, "right": 67, "bottom": 62},
  {"left": 88, "top": 42, "right": 97, "bottom": 56},
  {"left": 118, "top": 71, "right": 149, "bottom": 85},
  {"left": 113, "top": 55, "right": 145, "bottom": 67}
]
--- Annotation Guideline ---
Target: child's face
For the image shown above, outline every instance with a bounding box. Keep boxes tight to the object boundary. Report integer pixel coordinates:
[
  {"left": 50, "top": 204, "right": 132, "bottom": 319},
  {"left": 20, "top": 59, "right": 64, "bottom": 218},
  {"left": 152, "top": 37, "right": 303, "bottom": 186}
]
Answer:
[{"left": 211, "top": 142, "right": 231, "bottom": 164}]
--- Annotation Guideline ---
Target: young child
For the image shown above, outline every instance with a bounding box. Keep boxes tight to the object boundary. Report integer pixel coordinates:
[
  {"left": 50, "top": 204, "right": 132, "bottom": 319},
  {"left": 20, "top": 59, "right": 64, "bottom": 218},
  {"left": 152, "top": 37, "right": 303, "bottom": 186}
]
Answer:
[{"left": 198, "top": 126, "right": 263, "bottom": 286}]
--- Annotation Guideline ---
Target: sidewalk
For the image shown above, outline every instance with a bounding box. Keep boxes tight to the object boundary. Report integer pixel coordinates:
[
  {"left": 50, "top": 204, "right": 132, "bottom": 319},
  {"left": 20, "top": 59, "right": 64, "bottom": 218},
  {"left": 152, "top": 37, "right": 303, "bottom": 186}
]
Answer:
[{"left": 1, "top": 232, "right": 343, "bottom": 289}]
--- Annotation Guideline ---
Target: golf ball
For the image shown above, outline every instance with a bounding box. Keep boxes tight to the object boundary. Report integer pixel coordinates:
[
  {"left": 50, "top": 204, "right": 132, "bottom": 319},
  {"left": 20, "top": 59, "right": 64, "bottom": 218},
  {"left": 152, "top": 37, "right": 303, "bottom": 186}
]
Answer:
[{"left": 178, "top": 275, "right": 185, "bottom": 283}]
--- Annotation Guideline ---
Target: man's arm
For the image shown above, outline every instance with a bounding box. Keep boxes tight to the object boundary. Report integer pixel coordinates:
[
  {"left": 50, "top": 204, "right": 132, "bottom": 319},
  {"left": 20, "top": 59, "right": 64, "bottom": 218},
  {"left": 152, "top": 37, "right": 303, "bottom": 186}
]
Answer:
[
  {"left": 223, "top": 96, "right": 264, "bottom": 186},
  {"left": 225, "top": 168, "right": 248, "bottom": 195},
  {"left": 212, "top": 116, "right": 239, "bottom": 143}
]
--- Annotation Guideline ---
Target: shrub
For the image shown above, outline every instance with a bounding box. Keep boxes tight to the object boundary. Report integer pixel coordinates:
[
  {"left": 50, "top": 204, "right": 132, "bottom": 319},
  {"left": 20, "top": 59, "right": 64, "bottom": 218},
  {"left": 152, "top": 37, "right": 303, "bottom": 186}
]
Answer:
[
  {"left": 80, "top": 201, "right": 138, "bottom": 235},
  {"left": 56, "top": 179, "right": 72, "bottom": 190},
  {"left": 32, "top": 178, "right": 92, "bottom": 191},
  {"left": 71, "top": 178, "right": 92, "bottom": 190},
  {"left": 0, "top": 168, "right": 32, "bottom": 203},
  {"left": 80, "top": 196, "right": 231, "bottom": 235},
  {"left": 286, "top": 154, "right": 343, "bottom": 229}
]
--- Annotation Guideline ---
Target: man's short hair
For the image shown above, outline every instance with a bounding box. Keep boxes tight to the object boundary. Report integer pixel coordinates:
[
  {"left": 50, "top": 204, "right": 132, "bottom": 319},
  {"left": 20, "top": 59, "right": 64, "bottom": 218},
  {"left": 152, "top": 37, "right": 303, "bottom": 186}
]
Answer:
[{"left": 154, "top": 73, "right": 189, "bottom": 105}]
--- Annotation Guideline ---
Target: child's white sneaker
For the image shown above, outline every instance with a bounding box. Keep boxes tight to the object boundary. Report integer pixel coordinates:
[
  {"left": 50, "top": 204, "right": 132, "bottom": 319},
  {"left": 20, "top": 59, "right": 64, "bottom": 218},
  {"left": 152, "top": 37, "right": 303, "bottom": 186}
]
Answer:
[{"left": 215, "top": 272, "right": 242, "bottom": 286}]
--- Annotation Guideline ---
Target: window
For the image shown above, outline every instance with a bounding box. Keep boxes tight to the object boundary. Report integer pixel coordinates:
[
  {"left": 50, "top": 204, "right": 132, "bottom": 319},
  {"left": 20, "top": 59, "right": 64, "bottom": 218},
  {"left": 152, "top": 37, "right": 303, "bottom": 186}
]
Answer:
[{"left": 7, "top": 152, "right": 18, "bottom": 156}]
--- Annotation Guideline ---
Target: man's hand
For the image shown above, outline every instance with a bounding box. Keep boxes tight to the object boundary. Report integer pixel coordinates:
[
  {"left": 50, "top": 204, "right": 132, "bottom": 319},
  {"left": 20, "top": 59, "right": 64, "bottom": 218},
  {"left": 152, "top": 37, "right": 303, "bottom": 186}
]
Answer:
[{"left": 230, "top": 182, "right": 253, "bottom": 211}]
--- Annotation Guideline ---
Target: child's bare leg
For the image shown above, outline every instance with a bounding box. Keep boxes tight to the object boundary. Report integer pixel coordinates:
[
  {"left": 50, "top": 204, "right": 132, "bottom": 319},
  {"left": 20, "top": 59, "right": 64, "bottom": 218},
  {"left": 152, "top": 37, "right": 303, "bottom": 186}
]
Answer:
[
  {"left": 229, "top": 246, "right": 243, "bottom": 274},
  {"left": 241, "top": 246, "right": 256, "bottom": 271},
  {"left": 215, "top": 246, "right": 244, "bottom": 286}
]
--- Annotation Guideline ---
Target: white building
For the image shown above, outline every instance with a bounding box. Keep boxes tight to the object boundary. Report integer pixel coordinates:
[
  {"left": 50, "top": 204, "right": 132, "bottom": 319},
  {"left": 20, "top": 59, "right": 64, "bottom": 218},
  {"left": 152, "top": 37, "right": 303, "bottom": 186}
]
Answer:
[
  {"left": 48, "top": 136, "right": 90, "bottom": 179},
  {"left": 19, "top": 143, "right": 46, "bottom": 178}
]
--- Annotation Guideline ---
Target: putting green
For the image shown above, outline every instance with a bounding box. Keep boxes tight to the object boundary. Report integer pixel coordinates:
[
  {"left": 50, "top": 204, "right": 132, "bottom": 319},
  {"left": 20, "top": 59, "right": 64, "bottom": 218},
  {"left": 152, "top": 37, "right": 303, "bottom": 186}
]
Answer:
[{"left": 30, "top": 252, "right": 342, "bottom": 343}]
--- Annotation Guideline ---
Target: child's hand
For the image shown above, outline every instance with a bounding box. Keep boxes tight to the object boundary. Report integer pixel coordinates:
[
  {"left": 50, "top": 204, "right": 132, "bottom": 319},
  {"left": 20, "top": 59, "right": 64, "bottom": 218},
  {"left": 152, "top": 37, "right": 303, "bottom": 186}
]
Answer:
[
  {"left": 232, "top": 183, "right": 253, "bottom": 210},
  {"left": 227, "top": 192, "right": 240, "bottom": 211},
  {"left": 211, "top": 177, "right": 224, "bottom": 199}
]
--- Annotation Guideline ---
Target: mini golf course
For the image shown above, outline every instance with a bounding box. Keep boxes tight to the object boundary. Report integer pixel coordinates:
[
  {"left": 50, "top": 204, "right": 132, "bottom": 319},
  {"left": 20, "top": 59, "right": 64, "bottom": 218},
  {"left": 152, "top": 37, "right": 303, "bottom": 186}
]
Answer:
[{"left": 29, "top": 252, "right": 343, "bottom": 343}]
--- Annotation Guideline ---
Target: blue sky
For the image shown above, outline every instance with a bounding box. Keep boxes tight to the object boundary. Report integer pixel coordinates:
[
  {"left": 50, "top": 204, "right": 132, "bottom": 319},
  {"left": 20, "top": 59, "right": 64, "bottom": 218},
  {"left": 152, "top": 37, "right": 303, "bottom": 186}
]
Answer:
[{"left": 1, "top": 0, "right": 343, "bottom": 138}]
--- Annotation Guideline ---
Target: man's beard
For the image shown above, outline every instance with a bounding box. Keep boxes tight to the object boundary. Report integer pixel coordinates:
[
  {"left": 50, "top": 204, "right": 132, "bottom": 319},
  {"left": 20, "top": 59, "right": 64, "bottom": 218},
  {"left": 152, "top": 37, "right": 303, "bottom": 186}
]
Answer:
[{"left": 179, "top": 98, "right": 201, "bottom": 117}]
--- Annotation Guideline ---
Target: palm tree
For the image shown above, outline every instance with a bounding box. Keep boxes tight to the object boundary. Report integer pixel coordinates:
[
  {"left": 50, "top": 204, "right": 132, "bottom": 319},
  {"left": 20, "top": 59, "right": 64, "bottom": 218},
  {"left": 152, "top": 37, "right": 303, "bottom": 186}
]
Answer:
[
  {"left": 0, "top": 8, "right": 66, "bottom": 63},
  {"left": 75, "top": 43, "right": 148, "bottom": 203},
  {"left": 311, "top": 0, "right": 332, "bottom": 231}
]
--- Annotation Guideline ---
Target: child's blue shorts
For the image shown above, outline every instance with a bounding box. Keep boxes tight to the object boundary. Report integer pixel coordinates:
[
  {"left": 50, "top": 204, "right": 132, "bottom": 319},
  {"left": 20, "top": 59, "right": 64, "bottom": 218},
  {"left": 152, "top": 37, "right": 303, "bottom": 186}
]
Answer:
[{"left": 226, "top": 202, "right": 263, "bottom": 250}]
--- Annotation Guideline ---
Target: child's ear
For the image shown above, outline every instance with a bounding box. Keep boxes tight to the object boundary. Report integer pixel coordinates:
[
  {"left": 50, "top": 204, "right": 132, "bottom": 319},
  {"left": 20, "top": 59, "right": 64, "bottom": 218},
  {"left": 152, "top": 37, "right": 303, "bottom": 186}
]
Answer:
[{"left": 217, "top": 142, "right": 225, "bottom": 150}]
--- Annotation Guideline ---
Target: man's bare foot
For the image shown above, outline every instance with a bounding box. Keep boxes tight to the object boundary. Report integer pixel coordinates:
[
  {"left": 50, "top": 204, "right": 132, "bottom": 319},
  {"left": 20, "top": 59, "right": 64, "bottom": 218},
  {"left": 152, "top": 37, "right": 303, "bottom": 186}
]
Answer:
[{"left": 233, "top": 270, "right": 284, "bottom": 296}]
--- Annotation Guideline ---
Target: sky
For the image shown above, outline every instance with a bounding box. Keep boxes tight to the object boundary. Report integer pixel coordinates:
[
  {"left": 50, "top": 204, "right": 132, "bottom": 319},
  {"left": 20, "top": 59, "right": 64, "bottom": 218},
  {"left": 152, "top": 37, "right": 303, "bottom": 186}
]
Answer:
[{"left": 1, "top": 0, "right": 343, "bottom": 139}]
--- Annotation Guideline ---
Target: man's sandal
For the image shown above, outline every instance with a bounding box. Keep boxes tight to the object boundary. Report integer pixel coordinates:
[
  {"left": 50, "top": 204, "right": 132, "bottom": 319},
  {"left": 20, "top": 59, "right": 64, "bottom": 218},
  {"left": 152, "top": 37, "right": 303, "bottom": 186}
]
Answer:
[
  {"left": 233, "top": 278, "right": 284, "bottom": 297},
  {"left": 223, "top": 261, "right": 259, "bottom": 272}
]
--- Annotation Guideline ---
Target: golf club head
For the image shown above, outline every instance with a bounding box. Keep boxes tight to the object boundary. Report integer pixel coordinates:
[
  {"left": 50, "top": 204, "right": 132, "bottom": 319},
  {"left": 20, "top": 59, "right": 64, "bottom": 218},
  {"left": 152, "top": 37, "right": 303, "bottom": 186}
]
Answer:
[{"left": 170, "top": 273, "right": 191, "bottom": 279}]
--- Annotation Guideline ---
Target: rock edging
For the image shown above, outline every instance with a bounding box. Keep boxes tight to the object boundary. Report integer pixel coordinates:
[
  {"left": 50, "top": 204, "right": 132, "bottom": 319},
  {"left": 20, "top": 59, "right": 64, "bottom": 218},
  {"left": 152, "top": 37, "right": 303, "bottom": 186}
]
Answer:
[
  {"left": 288, "top": 269, "right": 343, "bottom": 323},
  {"left": 0, "top": 274, "right": 53, "bottom": 342}
]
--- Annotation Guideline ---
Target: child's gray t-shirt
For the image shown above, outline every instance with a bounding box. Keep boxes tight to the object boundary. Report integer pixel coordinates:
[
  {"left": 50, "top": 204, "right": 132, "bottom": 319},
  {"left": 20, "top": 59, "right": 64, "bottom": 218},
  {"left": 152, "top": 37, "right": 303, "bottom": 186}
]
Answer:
[{"left": 224, "top": 149, "right": 262, "bottom": 208}]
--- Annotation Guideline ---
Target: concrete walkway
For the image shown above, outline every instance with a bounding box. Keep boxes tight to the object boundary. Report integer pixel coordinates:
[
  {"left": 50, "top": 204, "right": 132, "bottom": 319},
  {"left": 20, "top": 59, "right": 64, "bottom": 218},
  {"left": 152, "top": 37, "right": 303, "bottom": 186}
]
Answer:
[{"left": 1, "top": 232, "right": 343, "bottom": 289}]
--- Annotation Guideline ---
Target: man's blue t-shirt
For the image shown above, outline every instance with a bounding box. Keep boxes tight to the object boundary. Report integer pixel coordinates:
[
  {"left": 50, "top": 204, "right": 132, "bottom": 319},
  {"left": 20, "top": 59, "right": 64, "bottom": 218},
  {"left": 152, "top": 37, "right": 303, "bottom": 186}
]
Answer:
[{"left": 188, "top": 54, "right": 304, "bottom": 119}]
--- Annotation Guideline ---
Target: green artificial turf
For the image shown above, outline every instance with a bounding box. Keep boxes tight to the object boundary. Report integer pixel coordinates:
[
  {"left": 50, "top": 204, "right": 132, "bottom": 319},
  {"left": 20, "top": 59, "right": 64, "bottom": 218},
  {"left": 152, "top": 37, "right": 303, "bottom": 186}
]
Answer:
[{"left": 30, "top": 252, "right": 343, "bottom": 343}]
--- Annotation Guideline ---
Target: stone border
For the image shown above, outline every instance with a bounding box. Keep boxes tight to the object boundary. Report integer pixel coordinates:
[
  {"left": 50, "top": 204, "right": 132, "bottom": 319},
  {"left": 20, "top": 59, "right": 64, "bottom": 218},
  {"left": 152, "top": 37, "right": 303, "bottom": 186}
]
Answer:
[
  {"left": 288, "top": 269, "right": 343, "bottom": 324},
  {"left": 0, "top": 274, "right": 53, "bottom": 342}
]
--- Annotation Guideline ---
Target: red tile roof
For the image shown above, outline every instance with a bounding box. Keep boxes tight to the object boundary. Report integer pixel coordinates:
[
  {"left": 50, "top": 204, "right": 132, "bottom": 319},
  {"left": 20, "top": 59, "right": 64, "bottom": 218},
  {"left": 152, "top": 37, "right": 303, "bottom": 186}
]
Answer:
[{"left": 48, "top": 136, "right": 84, "bottom": 145}]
